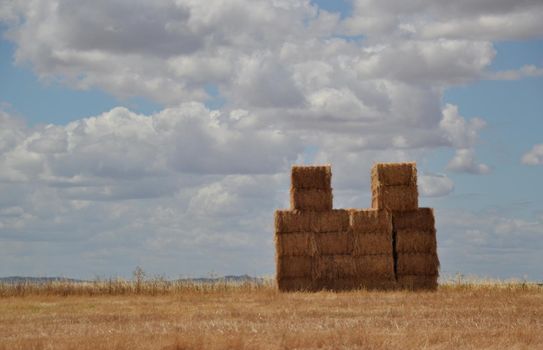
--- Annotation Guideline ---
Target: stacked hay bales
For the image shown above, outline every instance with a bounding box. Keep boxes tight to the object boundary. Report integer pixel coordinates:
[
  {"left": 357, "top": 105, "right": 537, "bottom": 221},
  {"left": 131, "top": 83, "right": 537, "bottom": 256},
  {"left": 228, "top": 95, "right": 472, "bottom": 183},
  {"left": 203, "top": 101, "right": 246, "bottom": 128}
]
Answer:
[
  {"left": 393, "top": 208, "right": 439, "bottom": 290},
  {"left": 276, "top": 165, "right": 350, "bottom": 291},
  {"left": 274, "top": 163, "right": 439, "bottom": 291},
  {"left": 290, "top": 165, "right": 333, "bottom": 211},
  {"left": 350, "top": 209, "right": 396, "bottom": 289},
  {"left": 371, "top": 162, "right": 439, "bottom": 290},
  {"left": 371, "top": 163, "right": 418, "bottom": 211},
  {"left": 275, "top": 209, "right": 351, "bottom": 291}
]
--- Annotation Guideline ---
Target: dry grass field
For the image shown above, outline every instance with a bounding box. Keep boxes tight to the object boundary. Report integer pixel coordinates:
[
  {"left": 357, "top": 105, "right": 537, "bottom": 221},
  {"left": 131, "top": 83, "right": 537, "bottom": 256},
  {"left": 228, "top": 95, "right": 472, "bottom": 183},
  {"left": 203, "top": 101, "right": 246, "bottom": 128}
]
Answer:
[{"left": 0, "top": 279, "right": 542, "bottom": 350}]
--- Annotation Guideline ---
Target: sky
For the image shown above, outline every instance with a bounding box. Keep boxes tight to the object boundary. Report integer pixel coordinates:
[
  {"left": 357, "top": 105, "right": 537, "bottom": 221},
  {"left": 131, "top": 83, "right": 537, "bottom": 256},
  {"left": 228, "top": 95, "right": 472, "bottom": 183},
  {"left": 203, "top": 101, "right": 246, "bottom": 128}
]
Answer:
[{"left": 0, "top": 0, "right": 542, "bottom": 280}]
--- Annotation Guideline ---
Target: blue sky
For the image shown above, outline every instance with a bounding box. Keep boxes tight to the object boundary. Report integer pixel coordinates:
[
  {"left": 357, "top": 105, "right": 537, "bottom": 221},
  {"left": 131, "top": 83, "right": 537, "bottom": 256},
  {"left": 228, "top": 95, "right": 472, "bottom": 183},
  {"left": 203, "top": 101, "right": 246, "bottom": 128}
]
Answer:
[{"left": 0, "top": 0, "right": 542, "bottom": 280}]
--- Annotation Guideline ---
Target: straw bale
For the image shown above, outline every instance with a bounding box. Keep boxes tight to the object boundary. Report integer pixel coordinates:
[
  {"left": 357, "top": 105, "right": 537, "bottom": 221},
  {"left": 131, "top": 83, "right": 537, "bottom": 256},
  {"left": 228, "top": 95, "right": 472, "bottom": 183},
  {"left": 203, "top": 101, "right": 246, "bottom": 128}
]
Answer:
[
  {"left": 314, "top": 255, "right": 356, "bottom": 280},
  {"left": 397, "top": 253, "right": 440, "bottom": 275},
  {"left": 371, "top": 162, "right": 417, "bottom": 187},
  {"left": 350, "top": 209, "right": 392, "bottom": 232},
  {"left": 392, "top": 208, "right": 435, "bottom": 231},
  {"left": 276, "top": 256, "right": 314, "bottom": 279},
  {"left": 275, "top": 232, "right": 318, "bottom": 257},
  {"left": 357, "top": 279, "right": 398, "bottom": 291},
  {"left": 313, "top": 278, "right": 398, "bottom": 291},
  {"left": 275, "top": 210, "right": 350, "bottom": 233},
  {"left": 372, "top": 185, "right": 418, "bottom": 211},
  {"left": 314, "top": 277, "right": 399, "bottom": 291},
  {"left": 395, "top": 229, "right": 437, "bottom": 254},
  {"left": 318, "top": 210, "right": 350, "bottom": 232},
  {"left": 315, "top": 231, "right": 353, "bottom": 255},
  {"left": 290, "top": 188, "right": 333, "bottom": 211},
  {"left": 314, "top": 278, "right": 361, "bottom": 291},
  {"left": 354, "top": 255, "right": 395, "bottom": 279},
  {"left": 397, "top": 275, "right": 438, "bottom": 290},
  {"left": 352, "top": 232, "right": 393, "bottom": 256},
  {"left": 277, "top": 277, "right": 316, "bottom": 292},
  {"left": 291, "top": 165, "right": 331, "bottom": 190}
]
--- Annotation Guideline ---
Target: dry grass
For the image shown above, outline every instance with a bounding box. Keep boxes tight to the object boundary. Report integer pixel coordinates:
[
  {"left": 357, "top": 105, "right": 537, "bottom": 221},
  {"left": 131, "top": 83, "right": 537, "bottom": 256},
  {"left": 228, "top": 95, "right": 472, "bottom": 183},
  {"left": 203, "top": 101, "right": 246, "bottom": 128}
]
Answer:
[{"left": 1, "top": 279, "right": 542, "bottom": 349}]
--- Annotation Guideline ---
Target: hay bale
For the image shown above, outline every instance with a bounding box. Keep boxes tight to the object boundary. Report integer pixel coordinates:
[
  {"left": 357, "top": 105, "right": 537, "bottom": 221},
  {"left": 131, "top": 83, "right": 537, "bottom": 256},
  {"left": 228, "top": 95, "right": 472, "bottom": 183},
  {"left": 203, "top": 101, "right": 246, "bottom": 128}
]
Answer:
[
  {"left": 397, "top": 275, "right": 438, "bottom": 290},
  {"left": 277, "top": 277, "right": 316, "bottom": 292},
  {"left": 397, "top": 253, "right": 440, "bottom": 275},
  {"left": 276, "top": 256, "right": 314, "bottom": 279},
  {"left": 352, "top": 232, "right": 393, "bottom": 256},
  {"left": 393, "top": 208, "right": 435, "bottom": 231},
  {"left": 275, "top": 232, "right": 318, "bottom": 257},
  {"left": 275, "top": 210, "right": 349, "bottom": 233},
  {"left": 371, "top": 162, "right": 417, "bottom": 187},
  {"left": 314, "top": 278, "right": 361, "bottom": 291},
  {"left": 314, "top": 255, "right": 356, "bottom": 280},
  {"left": 371, "top": 185, "right": 418, "bottom": 211},
  {"left": 315, "top": 231, "right": 353, "bottom": 255},
  {"left": 357, "top": 279, "right": 398, "bottom": 291},
  {"left": 290, "top": 188, "right": 333, "bottom": 211},
  {"left": 291, "top": 165, "right": 331, "bottom": 190},
  {"left": 350, "top": 209, "right": 392, "bottom": 232},
  {"left": 354, "top": 255, "right": 395, "bottom": 279},
  {"left": 395, "top": 229, "right": 437, "bottom": 254}
]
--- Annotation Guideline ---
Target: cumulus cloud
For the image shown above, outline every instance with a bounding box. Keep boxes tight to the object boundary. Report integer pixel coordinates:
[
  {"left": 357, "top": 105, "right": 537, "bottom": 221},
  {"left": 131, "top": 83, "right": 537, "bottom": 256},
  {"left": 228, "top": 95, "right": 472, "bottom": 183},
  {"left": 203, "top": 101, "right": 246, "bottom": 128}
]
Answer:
[
  {"left": 438, "top": 105, "right": 490, "bottom": 175},
  {"left": 446, "top": 149, "right": 490, "bottom": 174},
  {"left": 437, "top": 208, "right": 543, "bottom": 278},
  {"left": 0, "top": 103, "right": 302, "bottom": 184},
  {"left": 439, "top": 104, "right": 486, "bottom": 149},
  {"left": 488, "top": 65, "right": 543, "bottom": 80},
  {"left": 345, "top": 0, "right": 543, "bottom": 40},
  {"left": 521, "top": 144, "right": 543, "bottom": 165},
  {"left": 418, "top": 173, "right": 454, "bottom": 197}
]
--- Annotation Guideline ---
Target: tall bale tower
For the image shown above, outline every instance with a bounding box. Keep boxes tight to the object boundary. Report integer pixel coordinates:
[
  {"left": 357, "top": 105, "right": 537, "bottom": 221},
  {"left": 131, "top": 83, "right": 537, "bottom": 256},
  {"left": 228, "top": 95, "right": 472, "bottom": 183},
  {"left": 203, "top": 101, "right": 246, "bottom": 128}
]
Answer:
[{"left": 274, "top": 163, "right": 439, "bottom": 291}]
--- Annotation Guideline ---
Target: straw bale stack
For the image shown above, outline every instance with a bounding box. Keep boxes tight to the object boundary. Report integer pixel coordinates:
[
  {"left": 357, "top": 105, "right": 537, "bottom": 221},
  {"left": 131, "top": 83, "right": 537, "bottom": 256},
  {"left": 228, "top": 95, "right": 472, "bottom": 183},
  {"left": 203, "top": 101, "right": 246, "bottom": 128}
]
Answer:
[
  {"left": 350, "top": 209, "right": 393, "bottom": 255},
  {"left": 397, "top": 275, "right": 438, "bottom": 290},
  {"left": 275, "top": 209, "right": 351, "bottom": 291},
  {"left": 393, "top": 208, "right": 439, "bottom": 290},
  {"left": 275, "top": 163, "right": 440, "bottom": 291},
  {"left": 275, "top": 232, "right": 317, "bottom": 257},
  {"left": 315, "top": 231, "right": 353, "bottom": 255},
  {"left": 393, "top": 208, "right": 435, "bottom": 231},
  {"left": 353, "top": 255, "right": 395, "bottom": 279},
  {"left": 291, "top": 165, "right": 331, "bottom": 189},
  {"left": 290, "top": 165, "right": 333, "bottom": 211},
  {"left": 349, "top": 209, "right": 395, "bottom": 287},
  {"left": 371, "top": 163, "right": 418, "bottom": 211},
  {"left": 275, "top": 210, "right": 350, "bottom": 233},
  {"left": 290, "top": 189, "right": 332, "bottom": 211},
  {"left": 277, "top": 165, "right": 349, "bottom": 291},
  {"left": 314, "top": 255, "right": 356, "bottom": 280}
]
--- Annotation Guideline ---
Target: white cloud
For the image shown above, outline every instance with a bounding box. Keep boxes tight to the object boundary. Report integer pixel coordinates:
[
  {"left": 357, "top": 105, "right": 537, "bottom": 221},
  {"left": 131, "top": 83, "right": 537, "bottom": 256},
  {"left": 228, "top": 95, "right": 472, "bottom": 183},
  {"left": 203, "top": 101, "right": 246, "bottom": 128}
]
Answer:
[
  {"left": 437, "top": 208, "right": 543, "bottom": 278},
  {"left": 345, "top": 0, "right": 543, "bottom": 40},
  {"left": 440, "top": 104, "right": 486, "bottom": 149},
  {"left": 418, "top": 173, "right": 454, "bottom": 197},
  {"left": 521, "top": 144, "right": 543, "bottom": 165},
  {"left": 446, "top": 149, "right": 490, "bottom": 174},
  {"left": 352, "top": 40, "right": 496, "bottom": 85},
  {"left": 0, "top": 103, "right": 302, "bottom": 184},
  {"left": 487, "top": 65, "right": 543, "bottom": 80}
]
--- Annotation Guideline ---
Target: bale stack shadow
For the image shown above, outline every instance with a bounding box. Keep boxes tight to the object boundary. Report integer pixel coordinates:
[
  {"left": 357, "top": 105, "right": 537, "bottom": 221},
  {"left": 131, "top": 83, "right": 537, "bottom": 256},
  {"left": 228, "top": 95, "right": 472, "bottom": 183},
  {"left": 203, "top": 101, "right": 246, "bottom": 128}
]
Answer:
[{"left": 275, "top": 163, "right": 439, "bottom": 291}]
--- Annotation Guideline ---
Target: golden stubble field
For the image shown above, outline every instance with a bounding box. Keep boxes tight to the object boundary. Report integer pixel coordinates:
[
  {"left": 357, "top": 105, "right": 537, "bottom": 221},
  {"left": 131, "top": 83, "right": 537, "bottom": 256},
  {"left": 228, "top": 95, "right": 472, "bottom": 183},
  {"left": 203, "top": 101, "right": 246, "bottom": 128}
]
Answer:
[{"left": 0, "top": 281, "right": 542, "bottom": 350}]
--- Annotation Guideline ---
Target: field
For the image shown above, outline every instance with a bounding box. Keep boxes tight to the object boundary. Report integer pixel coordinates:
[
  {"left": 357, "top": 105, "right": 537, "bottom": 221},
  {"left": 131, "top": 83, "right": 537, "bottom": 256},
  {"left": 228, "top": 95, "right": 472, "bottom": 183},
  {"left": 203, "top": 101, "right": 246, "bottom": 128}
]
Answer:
[{"left": 0, "top": 280, "right": 542, "bottom": 349}]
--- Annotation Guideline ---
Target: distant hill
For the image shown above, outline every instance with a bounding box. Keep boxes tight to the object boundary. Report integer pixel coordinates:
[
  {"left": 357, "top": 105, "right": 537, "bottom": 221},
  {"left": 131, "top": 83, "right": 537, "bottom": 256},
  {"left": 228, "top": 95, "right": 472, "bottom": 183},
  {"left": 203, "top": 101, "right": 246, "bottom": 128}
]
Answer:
[
  {"left": 0, "top": 275, "right": 265, "bottom": 284},
  {"left": 180, "top": 274, "right": 266, "bottom": 283},
  {"left": 0, "top": 276, "right": 84, "bottom": 284}
]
